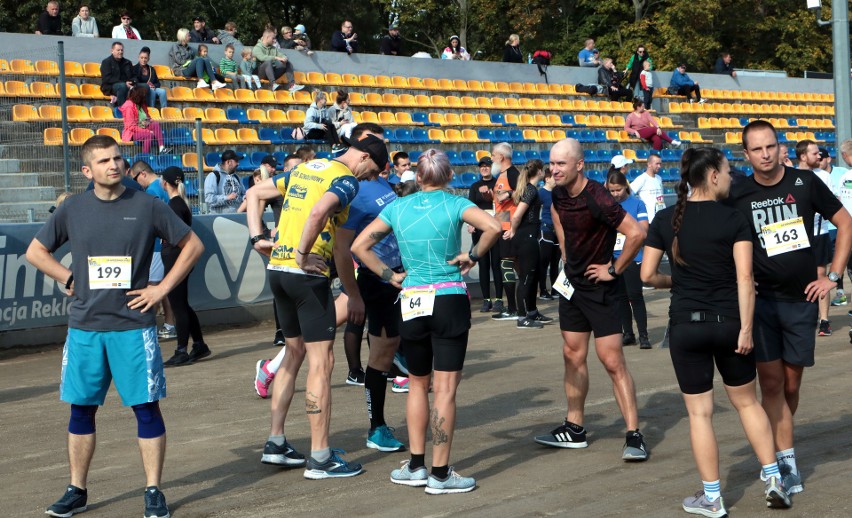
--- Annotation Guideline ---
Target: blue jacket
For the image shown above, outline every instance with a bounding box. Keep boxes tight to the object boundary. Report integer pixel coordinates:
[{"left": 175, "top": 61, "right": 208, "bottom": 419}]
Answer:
[{"left": 669, "top": 69, "right": 694, "bottom": 89}]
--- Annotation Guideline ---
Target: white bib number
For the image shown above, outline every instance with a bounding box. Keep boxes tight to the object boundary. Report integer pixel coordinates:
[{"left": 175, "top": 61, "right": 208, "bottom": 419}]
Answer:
[
  {"left": 88, "top": 256, "right": 132, "bottom": 290},
  {"left": 655, "top": 196, "right": 666, "bottom": 212},
  {"left": 400, "top": 288, "right": 436, "bottom": 321},
  {"left": 761, "top": 217, "right": 810, "bottom": 257},
  {"left": 552, "top": 270, "right": 575, "bottom": 300},
  {"left": 614, "top": 233, "right": 626, "bottom": 252}
]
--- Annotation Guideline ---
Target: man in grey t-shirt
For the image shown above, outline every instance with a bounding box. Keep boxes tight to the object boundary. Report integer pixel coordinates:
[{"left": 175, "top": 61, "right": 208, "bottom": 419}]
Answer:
[{"left": 27, "top": 135, "right": 204, "bottom": 518}]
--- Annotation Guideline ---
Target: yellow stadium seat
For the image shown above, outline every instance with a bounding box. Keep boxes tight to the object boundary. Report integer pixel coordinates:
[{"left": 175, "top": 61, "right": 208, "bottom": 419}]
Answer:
[
  {"left": 428, "top": 129, "right": 445, "bottom": 142},
  {"left": 237, "top": 128, "right": 266, "bottom": 144},
  {"left": 347, "top": 92, "right": 366, "bottom": 105},
  {"left": 475, "top": 150, "right": 490, "bottom": 162},
  {"left": 38, "top": 105, "right": 61, "bottom": 121},
  {"left": 408, "top": 77, "right": 425, "bottom": 89},
  {"left": 215, "top": 88, "right": 235, "bottom": 102},
  {"left": 460, "top": 113, "right": 477, "bottom": 126},
  {"left": 725, "top": 132, "right": 742, "bottom": 144},
  {"left": 491, "top": 97, "right": 507, "bottom": 109},
  {"left": 382, "top": 93, "right": 400, "bottom": 106},
  {"left": 30, "top": 82, "right": 56, "bottom": 98},
  {"left": 519, "top": 114, "right": 535, "bottom": 126},
  {"left": 690, "top": 131, "right": 708, "bottom": 143},
  {"left": 533, "top": 99, "right": 548, "bottom": 110},
  {"left": 546, "top": 114, "right": 561, "bottom": 126},
  {"left": 532, "top": 83, "right": 547, "bottom": 95},
  {"left": 508, "top": 82, "right": 524, "bottom": 94},
  {"left": 466, "top": 80, "right": 483, "bottom": 92},
  {"left": 83, "top": 62, "right": 101, "bottom": 77},
  {"left": 519, "top": 98, "right": 535, "bottom": 110},
  {"left": 67, "top": 105, "right": 91, "bottom": 122},
  {"left": 64, "top": 61, "right": 85, "bottom": 77},
  {"left": 379, "top": 112, "right": 396, "bottom": 125},
  {"left": 600, "top": 115, "right": 614, "bottom": 127},
  {"left": 391, "top": 76, "right": 409, "bottom": 88},
  {"left": 475, "top": 113, "right": 494, "bottom": 127},
  {"left": 35, "top": 60, "right": 59, "bottom": 75},
  {"left": 191, "top": 128, "right": 213, "bottom": 144},
  {"left": 305, "top": 71, "right": 325, "bottom": 85},
  {"left": 213, "top": 128, "right": 237, "bottom": 144},
  {"left": 698, "top": 117, "right": 711, "bottom": 129},
  {"left": 4, "top": 80, "right": 30, "bottom": 97},
  {"left": 91, "top": 106, "right": 117, "bottom": 121},
  {"left": 364, "top": 92, "right": 383, "bottom": 106},
  {"left": 95, "top": 127, "right": 124, "bottom": 142},
  {"left": 291, "top": 90, "right": 312, "bottom": 104},
  {"left": 44, "top": 127, "right": 63, "bottom": 145},
  {"left": 70, "top": 128, "right": 94, "bottom": 145},
  {"left": 183, "top": 152, "right": 213, "bottom": 171},
  {"left": 461, "top": 129, "right": 483, "bottom": 143},
  {"left": 168, "top": 86, "right": 193, "bottom": 101},
  {"left": 480, "top": 81, "right": 497, "bottom": 93},
  {"left": 548, "top": 84, "right": 564, "bottom": 95},
  {"left": 461, "top": 96, "right": 477, "bottom": 108},
  {"left": 10, "top": 59, "right": 35, "bottom": 74},
  {"left": 476, "top": 97, "right": 493, "bottom": 109},
  {"left": 234, "top": 89, "right": 256, "bottom": 103},
  {"left": 613, "top": 115, "right": 626, "bottom": 127},
  {"left": 78, "top": 83, "right": 104, "bottom": 99},
  {"left": 60, "top": 83, "right": 81, "bottom": 99},
  {"left": 428, "top": 113, "right": 445, "bottom": 126},
  {"left": 413, "top": 94, "right": 430, "bottom": 107},
  {"left": 505, "top": 113, "right": 520, "bottom": 125},
  {"left": 360, "top": 111, "right": 379, "bottom": 124},
  {"left": 444, "top": 113, "right": 461, "bottom": 126},
  {"left": 395, "top": 112, "right": 415, "bottom": 125},
  {"left": 522, "top": 129, "right": 538, "bottom": 141},
  {"left": 537, "top": 129, "right": 554, "bottom": 142},
  {"left": 586, "top": 115, "right": 603, "bottom": 127},
  {"left": 492, "top": 81, "right": 508, "bottom": 93},
  {"left": 152, "top": 64, "right": 173, "bottom": 80},
  {"left": 193, "top": 88, "right": 215, "bottom": 102},
  {"left": 161, "top": 107, "right": 184, "bottom": 121},
  {"left": 376, "top": 75, "right": 392, "bottom": 88},
  {"left": 341, "top": 73, "right": 359, "bottom": 86},
  {"left": 247, "top": 108, "right": 269, "bottom": 123},
  {"left": 622, "top": 149, "right": 638, "bottom": 161},
  {"left": 324, "top": 72, "right": 343, "bottom": 86},
  {"left": 429, "top": 95, "right": 447, "bottom": 108},
  {"left": 505, "top": 98, "right": 521, "bottom": 110},
  {"left": 552, "top": 129, "right": 567, "bottom": 140},
  {"left": 450, "top": 79, "right": 466, "bottom": 91},
  {"left": 205, "top": 108, "right": 229, "bottom": 123},
  {"left": 398, "top": 94, "right": 416, "bottom": 107},
  {"left": 444, "top": 129, "right": 463, "bottom": 142},
  {"left": 268, "top": 109, "right": 288, "bottom": 123},
  {"left": 445, "top": 96, "right": 462, "bottom": 108},
  {"left": 246, "top": 89, "right": 271, "bottom": 104},
  {"left": 359, "top": 74, "right": 377, "bottom": 87},
  {"left": 12, "top": 104, "right": 38, "bottom": 121},
  {"left": 183, "top": 107, "right": 205, "bottom": 121}
]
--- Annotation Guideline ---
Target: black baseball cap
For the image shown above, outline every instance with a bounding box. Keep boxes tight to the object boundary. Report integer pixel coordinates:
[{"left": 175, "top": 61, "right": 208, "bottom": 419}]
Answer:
[
  {"left": 478, "top": 157, "right": 493, "bottom": 167},
  {"left": 193, "top": 16, "right": 206, "bottom": 22},
  {"left": 818, "top": 147, "right": 830, "bottom": 159},
  {"left": 161, "top": 166, "right": 184, "bottom": 187},
  {"left": 260, "top": 155, "right": 277, "bottom": 168},
  {"left": 344, "top": 134, "right": 389, "bottom": 171},
  {"left": 221, "top": 149, "right": 243, "bottom": 163}
]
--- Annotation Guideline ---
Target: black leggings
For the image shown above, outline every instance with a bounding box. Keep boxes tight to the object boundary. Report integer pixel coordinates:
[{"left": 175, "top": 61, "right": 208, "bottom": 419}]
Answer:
[
  {"left": 473, "top": 231, "right": 502, "bottom": 299},
  {"left": 514, "top": 228, "right": 540, "bottom": 316},
  {"left": 305, "top": 119, "right": 340, "bottom": 146},
  {"left": 538, "top": 228, "right": 561, "bottom": 294},
  {"left": 669, "top": 318, "right": 755, "bottom": 394},
  {"left": 162, "top": 252, "right": 204, "bottom": 349},
  {"left": 616, "top": 261, "right": 647, "bottom": 335}
]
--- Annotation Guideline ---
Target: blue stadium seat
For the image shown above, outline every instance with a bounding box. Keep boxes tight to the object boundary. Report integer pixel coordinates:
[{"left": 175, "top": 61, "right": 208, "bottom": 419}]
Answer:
[
  {"left": 636, "top": 149, "right": 650, "bottom": 161},
  {"left": 387, "top": 174, "right": 400, "bottom": 185},
  {"left": 449, "top": 175, "right": 465, "bottom": 189},
  {"left": 561, "top": 114, "right": 578, "bottom": 127},
  {"left": 394, "top": 129, "right": 412, "bottom": 143},
  {"left": 787, "top": 117, "right": 798, "bottom": 127},
  {"left": 493, "top": 129, "right": 510, "bottom": 142},
  {"left": 509, "top": 129, "right": 527, "bottom": 143},
  {"left": 587, "top": 170, "right": 605, "bottom": 183},
  {"left": 241, "top": 176, "right": 251, "bottom": 190},
  {"left": 237, "top": 155, "right": 254, "bottom": 171},
  {"left": 583, "top": 149, "right": 598, "bottom": 163},
  {"left": 540, "top": 149, "right": 550, "bottom": 163},
  {"left": 259, "top": 128, "right": 284, "bottom": 145},
  {"left": 490, "top": 113, "right": 508, "bottom": 126},
  {"left": 460, "top": 172, "right": 478, "bottom": 188},
  {"left": 412, "top": 112, "right": 437, "bottom": 126},
  {"left": 184, "top": 178, "right": 199, "bottom": 197},
  {"left": 166, "top": 128, "right": 194, "bottom": 146},
  {"left": 626, "top": 169, "right": 641, "bottom": 182},
  {"left": 113, "top": 107, "right": 122, "bottom": 119},
  {"left": 273, "top": 151, "right": 287, "bottom": 166},
  {"left": 227, "top": 108, "right": 257, "bottom": 124},
  {"left": 661, "top": 149, "right": 676, "bottom": 162},
  {"left": 132, "top": 153, "right": 155, "bottom": 168},
  {"left": 460, "top": 150, "right": 477, "bottom": 165},
  {"left": 478, "top": 129, "right": 495, "bottom": 142},
  {"left": 408, "top": 150, "right": 421, "bottom": 163},
  {"left": 158, "top": 154, "right": 182, "bottom": 171},
  {"left": 579, "top": 130, "right": 594, "bottom": 143},
  {"left": 597, "top": 149, "right": 614, "bottom": 163},
  {"left": 739, "top": 117, "right": 751, "bottom": 127},
  {"left": 205, "top": 152, "right": 221, "bottom": 167},
  {"left": 411, "top": 128, "right": 433, "bottom": 143},
  {"left": 512, "top": 150, "right": 526, "bottom": 164},
  {"left": 742, "top": 165, "right": 754, "bottom": 176},
  {"left": 566, "top": 130, "right": 580, "bottom": 141},
  {"left": 525, "top": 150, "right": 541, "bottom": 162},
  {"left": 593, "top": 130, "right": 608, "bottom": 143},
  {"left": 446, "top": 150, "right": 463, "bottom": 166}
]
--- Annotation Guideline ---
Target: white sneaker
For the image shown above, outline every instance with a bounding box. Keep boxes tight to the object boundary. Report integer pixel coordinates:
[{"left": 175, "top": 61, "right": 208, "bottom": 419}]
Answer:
[
  {"left": 211, "top": 81, "right": 226, "bottom": 90},
  {"left": 671, "top": 139, "right": 682, "bottom": 147},
  {"left": 698, "top": 98, "right": 707, "bottom": 104},
  {"left": 289, "top": 83, "right": 305, "bottom": 93},
  {"left": 271, "top": 83, "right": 280, "bottom": 92},
  {"left": 196, "top": 79, "right": 210, "bottom": 89}
]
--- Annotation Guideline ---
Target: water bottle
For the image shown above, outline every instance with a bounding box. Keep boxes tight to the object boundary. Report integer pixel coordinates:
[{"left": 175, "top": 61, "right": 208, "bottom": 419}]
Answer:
[{"left": 528, "top": 53, "right": 532, "bottom": 64}]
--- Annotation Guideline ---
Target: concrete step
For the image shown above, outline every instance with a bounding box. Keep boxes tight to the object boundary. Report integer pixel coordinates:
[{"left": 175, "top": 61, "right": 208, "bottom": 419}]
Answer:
[
  {"left": 0, "top": 186, "right": 57, "bottom": 203},
  {"left": 0, "top": 173, "right": 38, "bottom": 188},
  {"left": 0, "top": 201, "right": 55, "bottom": 223},
  {"left": 0, "top": 159, "right": 20, "bottom": 173}
]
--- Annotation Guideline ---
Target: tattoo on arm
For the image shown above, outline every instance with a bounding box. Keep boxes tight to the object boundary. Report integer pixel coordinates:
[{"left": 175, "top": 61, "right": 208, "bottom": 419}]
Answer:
[
  {"left": 305, "top": 390, "right": 321, "bottom": 415},
  {"left": 381, "top": 266, "right": 393, "bottom": 281},
  {"left": 430, "top": 408, "right": 449, "bottom": 446},
  {"left": 369, "top": 230, "right": 391, "bottom": 243}
]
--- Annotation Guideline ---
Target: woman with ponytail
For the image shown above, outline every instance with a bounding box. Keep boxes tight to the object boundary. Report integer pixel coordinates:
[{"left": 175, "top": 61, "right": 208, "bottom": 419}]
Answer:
[
  {"left": 640, "top": 148, "right": 791, "bottom": 515},
  {"left": 161, "top": 166, "right": 209, "bottom": 366}
]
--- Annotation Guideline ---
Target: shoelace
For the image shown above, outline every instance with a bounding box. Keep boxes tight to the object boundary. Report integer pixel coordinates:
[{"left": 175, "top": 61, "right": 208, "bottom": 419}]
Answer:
[{"left": 380, "top": 426, "right": 397, "bottom": 440}]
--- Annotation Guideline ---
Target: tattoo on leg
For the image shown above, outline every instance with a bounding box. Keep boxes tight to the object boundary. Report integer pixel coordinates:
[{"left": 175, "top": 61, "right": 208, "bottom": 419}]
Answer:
[
  {"left": 306, "top": 390, "right": 321, "bottom": 415},
  {"left": 431, "top": 408, "right": 449, "bottom": 445}
]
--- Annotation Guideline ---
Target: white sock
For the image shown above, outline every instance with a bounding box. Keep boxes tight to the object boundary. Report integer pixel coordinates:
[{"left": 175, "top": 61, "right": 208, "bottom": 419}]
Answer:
[
  {"left": 268, "top": 345, "right": 287, "bottom": 374},
  {"left": 777, "top": 448, "right": 798, "bottom": 474},
  {"left": 702, "top": 480, "right": 721, "bottom": 501}
]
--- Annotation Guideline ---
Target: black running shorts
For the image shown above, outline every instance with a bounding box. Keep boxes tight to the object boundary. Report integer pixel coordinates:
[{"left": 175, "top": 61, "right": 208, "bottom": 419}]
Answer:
[
  {"left": 269, "top": 270, "right": 336, "bottom": 343},
  {"left": 357, "top": 268, "right": 401, "bottom": 338},
  {"left": 401, "top": 294, "right": 471, "bottom": 375},
  {"left": 558, "top": 281, "right": 622, "bottom": 337},
  {"left": 753, "top": 297, "right": 817, "bottom": 367}
]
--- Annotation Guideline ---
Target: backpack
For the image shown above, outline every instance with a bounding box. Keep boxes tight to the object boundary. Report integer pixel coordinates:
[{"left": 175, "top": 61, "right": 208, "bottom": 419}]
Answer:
[{"left": 532, "top": 50, "right": 552, "bottom": 83}]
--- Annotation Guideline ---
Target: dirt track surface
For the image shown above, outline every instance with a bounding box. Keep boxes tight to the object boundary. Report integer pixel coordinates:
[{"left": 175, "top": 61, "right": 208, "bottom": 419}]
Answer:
[{"left": 2, "top": 291, "right": 852, "bottom": 517}]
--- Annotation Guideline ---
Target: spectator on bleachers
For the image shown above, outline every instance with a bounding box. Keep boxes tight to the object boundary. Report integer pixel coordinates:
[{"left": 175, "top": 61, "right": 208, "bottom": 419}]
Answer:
[
  {"left": 169, "top": 28, "right": 225, "bottom": 89},
  {"left": 624, "top": 98, "right": 681, "bottom": 151},
  {"left": 111, "top": 11, "right": 141, "bottom": 40},
  {"left": 219, "top": 44, "right": 244, "bottom": 89},
  {"left": 134, "top": 47, "right": 167, "bottom": 109},
  {"left": 239, "top": 47, "right": 262, "bottom": 89},
  {"left": 380, "top": 22, "right": 403, "bottom": 56},
  {"left": 101, "top": 41, "right": 143, "bottom": 107},
  {"left": 331, "top": 20, "right": 358, "bottom": 53},
  {"left": 503, "top": 34, "right": 523, "bottom": 63},
  {"left": 303, "top": 89, "right": 342, "bottom": 148},
  {"left": 36, "top": 1, "right": 62, "bottom": 35},
  {"left": 205, "top": 150, "right": 245, "bottom": 214},
  {"left": 713, "top": 52, "right": 737, "bottom": 77},
  {"left": 292, "top": 25, "right": 315, "bottom": 55},
  {"left": 254, "top": 28, "right": 303, "bottom": 92},
  {"left": 638, "top": 60, "right": 653, "bottom": 109},
  {"left": 119, "top": 86, "right": 168, "bottom": 154},
  {"left": 71, "top": 5, "right": 98, "bottom": 38},
  {"left": 578, "top": 38, "right": 599, "bottom": 67},
  {"left": 217, "top": 22, "right": 241, "bottom": 47},
  {"left": 441, "top": 35, "right": 470, "bottom": 60},
  {"left": 327, "top": 90, "right": 357, "bottom": 139},
  {"left": 196, "top": 44, "right": 226, "bottom": 88},
  {"left": 190, "top": 15, "right": 219, "bottom": 44},
  {"left": 278, "top": 26, "right": 296, "bottom": 48},
  {"left": 624, "top": 44, "right": 652, "bottom": 94},
  {"left": 598, "top": 58, "right": 632, "bottom": 102},
  {"left": 669, "top": 63, "right": 705, "bottom": 103}
]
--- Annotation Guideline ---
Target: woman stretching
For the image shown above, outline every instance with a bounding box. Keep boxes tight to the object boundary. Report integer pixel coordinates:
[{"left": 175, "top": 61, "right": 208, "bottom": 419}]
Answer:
[
  {"left": 641, "top": 148, "right": 791, "bottom": 516},
  {"left": 624, "top": 98, "right": 681, "bottom": 150},
  {"left": 352, "top": 149, "right": 501, "bottom": 494},
  {"left": 119, "top": 86, "right": 168, "bottom": 154}
]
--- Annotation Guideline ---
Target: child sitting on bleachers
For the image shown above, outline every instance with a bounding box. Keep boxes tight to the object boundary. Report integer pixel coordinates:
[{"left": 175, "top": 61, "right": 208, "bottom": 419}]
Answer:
[
  {"left": 219, "top": 44, "right": 245, "bottom": 90},
  {"left": 239, "top": 48, "right": 263, "bottom": 90},
  {"left": 198, "top": 44, "right": 226, "bottom": 89}
]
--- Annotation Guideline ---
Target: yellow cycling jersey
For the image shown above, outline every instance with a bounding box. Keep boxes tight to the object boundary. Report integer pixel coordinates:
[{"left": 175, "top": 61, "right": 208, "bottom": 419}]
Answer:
[{"left": 268, "top": 159, "right": 360, "bottom": 276}]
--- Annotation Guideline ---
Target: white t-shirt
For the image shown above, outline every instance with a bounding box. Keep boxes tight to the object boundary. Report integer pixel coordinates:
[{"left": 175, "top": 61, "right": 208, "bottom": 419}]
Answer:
[
  {"left": 630, "top": 172, "right": 665, "bottom": 222},
  {"left": 836, "top": 168, "right": 852, "bottom": 214},
  {"left": 813, "top": 168, "right": 832, "bottom": 235}
]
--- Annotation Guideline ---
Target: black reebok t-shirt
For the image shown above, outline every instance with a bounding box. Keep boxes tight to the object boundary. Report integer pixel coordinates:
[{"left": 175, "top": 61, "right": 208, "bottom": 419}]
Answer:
[
  {"left": 517, "top": 183, "right": 541, "bottom": 230},
  {"left": 646, "top": 201, "right": 752, "bottom": 319},
  {"left": 725, "top": 167, "right": 842, "bottom": 301}
]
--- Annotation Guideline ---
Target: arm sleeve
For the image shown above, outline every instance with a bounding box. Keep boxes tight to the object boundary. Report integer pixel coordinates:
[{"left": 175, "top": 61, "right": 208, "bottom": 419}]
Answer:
[
  {"left": 72, "top": 17, "right": 80, "bottom": 36},
  {"left": 378, "top": 202, "right": 395, "bottom": 228},
  {"left": 640, "top": 74, "right": 648, "bottom": 90},
  {"left": 644, "top": 213, "right": 666, "bottom": 250},
  {"left": 811, "top": 173, "right": 843, "bottom": 221},
  {"left": 629, "top": 175, "right": 644, "bottom": 194},
  {"left": 455, "top": 196, "right": 477, "bottom": 220},
  {"left": 111, "top": 26, "right": 121, "bottom": 39},
  {"left": 331, "top": 32, "right": 345, "bottom": 51},
  {"left": 271, "top": 171, "right": 291, "bottom": 197},
  {"left": 328, "top": 176, "right": 360, "bottom": 208},
  {"left": 634, "top": 199, "right": 649, "bottom": 222},
  {"left": 34, "top": 204, "right": 69, "bottom": 251},
  {"left": 520, "top": 184, "right": 537, "bottom": 205},
  {"left": 731, "top": 210, "right": 752, "bottom": 243}
]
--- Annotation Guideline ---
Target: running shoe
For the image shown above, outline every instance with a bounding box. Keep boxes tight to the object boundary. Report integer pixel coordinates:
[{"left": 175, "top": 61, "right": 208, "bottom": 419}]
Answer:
[
  {"left": 818, "top": 319, "right": 832, "bottom": 336},
  {"left": 764, "top": 475, "right": 792, "bottom": 508},
  {"left": 346, "top": 368, "right": 365, "bottom": 386},
  {"left": 164, "top": 349, "right": 192, "bottom": 367},
  {"left": 392, "top": 376, "right": 410, "bottom": 393},
  {"left": 491, "top": 300, "right": 505, "bottom": 313},
  {"left": 196, "top": 79, "right": 209, "bottom": 89},
  {"left": 273, "top": 329, "right": 286, "bottom": 346},
  {"left": 671, "top": 139, "right": 683, "bottom": 146},
  {"left": 188, "top": 343, "right": 211, "bottom": 362},
  {"left": 638, "top": 333, "right": 652, "bottom": 350},
  {"left": 492, "top": 310, "right": 518, "bottom": 321},
  {"left": 425, "top": 467, "right": 476, "bottom": 495},
  {"left": 534, "top": 419, "right": 588, "bottom": 448},
  {"left": 780, "top": 462, "right": 803, "bottom": 494},
  {"left": 831, "top": 292, "right": 848, "bottom": 306},
  {"left": 622, "top": 333, "right": 637, "bottom": 346},
  {"left": 538, "top": 292, "right": 555, "bottom": 301},
  {"left": 682, "top": 491, "right": 726, "bottom": 518},
  {"left": 517, "top": 317, "right": 544, "bottom": 329},
  {"left": 479, "top": 300, "right": 492, "bottom": 313},
  {"left": 158, "top": 324, "right": 176, "bottom": 340},
  {"left": 697, "top": 98, "right": 707, "bottom": 104},
  {"left": 366, "top": 425, "right": 406, "bottom": 452},
  {"left": 261, "top": 439, "right": 306, "bottom": 467},
  {"left": 529, "top": 311, "right": 554, "bottom": 324},
  {"left": 211, "top": 80, "right": 227, "bottom": 91},
  {"left": 46, "top": 485, "right": 87, "bottom": 517},
  {"left": 390, "top": 460, "right": 428, "bottom": 487},
  {"left": 622, "top": 430, "right": 648, "bottom": 461},
  {"left": 288, "top": 83, "right": 305, "bottom": 93},
  {"left": 303, "top": 449, "right": 363, "bottom": 479},
  {"left": 255, "top": 359, "right": 275, "bottom": 398},
  {"left": 393, "top": 352, "right": 409, "bottom": 376},
  {"left": 143, "top": 487, "right": 170, "bottom": 518}
]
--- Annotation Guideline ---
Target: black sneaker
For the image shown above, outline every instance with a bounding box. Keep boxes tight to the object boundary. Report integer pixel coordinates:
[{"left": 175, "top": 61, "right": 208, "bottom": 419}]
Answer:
[
  {"left": 622, "top": 430, "right": 648, "bottom": 461},
  {"left": 273, "top": 329, "right": 286, "bottom": 346},
  {"left": 534, "top": 419, "right": 588, "bottom": 448},
  {"left": 517, "top": 317, "right": 544, "bottom": 329},
  {"left": 492, "top": 310, "right": 518, "bottom": 321},
  {"left": 818, "top": 319, "right": 832, "bottom": 336},
  {"left": 638, "top": 333, "right": 652, "bottom": 349},
  {"left": 143, "top": 486, "right": 170, "bottom": 518},
  {"left": 303, "top": 449, "right": 364, "bottom": 479},
  {"left": 346, "top": 368, "right": 365, "bottom": 386},
  {"left": 622, "top": 333, "right": 637, "bottom": 346},
  {"left": 46, "top": 485, "right": 87, "bottom": 517},
  {"left": 163, "top": 349, "right": 192, "bottom": 367},
  {"left": 261, "top": 439, "right": 307, "bottom": 467},
  {"left": 538, "top": 292, "right": 555, "bottom": 301},
  {"left": 479, "top": 300, "right": 492, "bottom": 313},
  {"left": 529, "top": 311, "right": 554, "bottom": 324},
  {"left": 188, "top": 343, "right": 211, "bottom": 362},
  {"left": 491, "top": 300, "right": 505, "bottom": 313}
]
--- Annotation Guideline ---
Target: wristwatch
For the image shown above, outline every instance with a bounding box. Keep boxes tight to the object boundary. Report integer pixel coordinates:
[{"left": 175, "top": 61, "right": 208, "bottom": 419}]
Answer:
[
  {"left": 608, "top": 264, "right": 618, "bottom": 278},
  {"left": 250, "top": 234, "right": 266, "bottom": 245},
  {"left": 828, "top": 271, "right": 840, "bottom": 283}
]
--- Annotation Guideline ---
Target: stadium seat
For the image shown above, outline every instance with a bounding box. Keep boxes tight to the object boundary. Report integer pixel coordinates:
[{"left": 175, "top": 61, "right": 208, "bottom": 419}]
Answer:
[
  {"left": 411, "top": 128, "right": 430, "bottom": 144},
  {"left": 408, "top": 77, "right": 425, "bottom": 89},
  {"left": 428, "top": 129, "right": 446, "bottom": 142},
  {"left": 69, "top": 128, "right": 94, "bottom": 145},
  {"left": 63, "top": 61, "right": 85, "bottom": 77},
  {"left": 393, "top": 129, "right": 413, "bottom": 143},
  {"left": 183, "top": 152, "right": 213, "bottom": 171},
  {"left": 540, "top": 149, "right": 550, "bottom": 163},
  {"left": 525, "top": 150, "right": 541, "bottom": 162},
  {"left": 258, "top": 128, "right": 284, "bottom": 144},
  {"left": 460, "top": 151, "right": 477, "bottom": 165},
  {"left": 461, "top": 129, "right": 483, "bottom": 143},
  {"left": 446, "top": 150, "right": 462, "bottom": 165},
  {"left": 90, "top": 105, "right": 116, "bottom": 121},
  {"left": 411, "top": 112, "right": 433, "bottom": 126},
  {"left": 12, "top": 104, "right": 38, "bottom": 122},
  {"left": 239, "top": 128, "right": 269, "bottom": 144},
  {"left": 584, "top": 149, "right": 598, "bottom": 163},
  {"left": 166, "top": 128, "right": 194, "bottom": 146},
  {"left": 444, "top": 113, "right": 461, "bottom": 126}
]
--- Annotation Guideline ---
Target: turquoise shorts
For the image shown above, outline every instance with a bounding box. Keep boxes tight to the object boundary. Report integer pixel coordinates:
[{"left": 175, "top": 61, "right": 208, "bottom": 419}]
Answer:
[{"left": 60, "top": 326, "right": 167, "bottom": 406}]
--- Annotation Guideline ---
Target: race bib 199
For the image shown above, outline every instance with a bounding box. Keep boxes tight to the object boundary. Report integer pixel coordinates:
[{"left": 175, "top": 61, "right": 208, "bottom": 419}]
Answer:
[
  {"left": 761, "top": 217, "right": 810, "bottom": 257},
  {"left": 88, "top": 256, "right": 132, "bottom": 289},
  {"left": 400, "top": 287, "right": 436, "bottom": 321}
]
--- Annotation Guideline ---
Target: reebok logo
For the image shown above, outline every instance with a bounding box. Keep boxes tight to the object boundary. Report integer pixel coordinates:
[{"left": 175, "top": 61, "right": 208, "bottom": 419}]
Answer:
[
  {"left": 795, "top": 178, "right": 804, "bottom": 186},
  {"left": 203, "top": 217, "right": 266, "bottom": 302},
  {"left": 785, "top": 194, "right": 796, "bottom": 203},
  {"left": 750, "top": 197, "right": 785, "bottom": 209}
]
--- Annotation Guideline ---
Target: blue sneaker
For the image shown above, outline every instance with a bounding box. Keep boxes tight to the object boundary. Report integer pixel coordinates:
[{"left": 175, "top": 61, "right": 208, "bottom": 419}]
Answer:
[
  {"left": 143, "top": 487, "right": 170, "bottom": 518},
  {"left": 367, "top": 424, "right": 405, "bottom": 452},
  {"left": 45, "top": 485, "right": 87, "bottom": 517},
  {"left": 424, "top": 467, "right": 476, "bottom": 495},
  {"left": 390, "top": 460, "right": 428, "bottom": 487},
  {"left": 303, "top": 449, "right": 364, "bottom": 479},
  {"left": 779, "top": 462, "right": 803, "bottom": 494},
  {"left": 260, "top": 439, "right": 306, "bottom": 467}
]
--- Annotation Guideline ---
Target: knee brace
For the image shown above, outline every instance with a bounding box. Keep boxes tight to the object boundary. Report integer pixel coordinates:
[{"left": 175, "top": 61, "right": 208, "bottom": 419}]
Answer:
[
  {"left": 68, "top": 404, "right": 98, "bottom": 435},
  {"left": 501, "top": 259, "right": 517, "bottom": 283},
  {"left": 132, "top": 401, "right": 166, "bottom": 439}
]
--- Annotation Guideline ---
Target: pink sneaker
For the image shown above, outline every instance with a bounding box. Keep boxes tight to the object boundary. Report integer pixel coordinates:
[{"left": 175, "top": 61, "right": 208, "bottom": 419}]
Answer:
[
  {"left": 255, "top": 359, "right": 275, "bottom": 398},
  {"left": 391, "top": 376, "right": 409, "bottom": 393}
]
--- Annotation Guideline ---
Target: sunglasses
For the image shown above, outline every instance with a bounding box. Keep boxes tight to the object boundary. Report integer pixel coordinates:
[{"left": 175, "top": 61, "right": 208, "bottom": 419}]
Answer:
[{"left": 132, "top": 171, "right": 143, "bottom": 182}]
